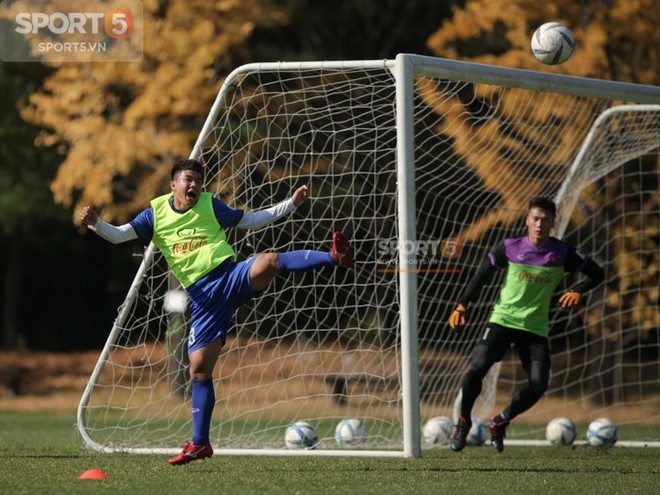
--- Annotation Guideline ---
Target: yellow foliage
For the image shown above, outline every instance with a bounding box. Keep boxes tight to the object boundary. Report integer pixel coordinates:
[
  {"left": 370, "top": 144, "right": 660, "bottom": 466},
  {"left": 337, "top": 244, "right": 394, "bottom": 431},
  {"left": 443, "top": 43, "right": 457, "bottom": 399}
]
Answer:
[
  {"left": 427, "top": 0, "right": 658, "bottom": 84},
  {"left": 421, "top": 0, "right": 659, "bottom": 242},
  {"left": 426, "top": 0, "right": 659, "bottom": 337},
  {"left": 20, "top": 0, "right": 283, "bottom": 222}
]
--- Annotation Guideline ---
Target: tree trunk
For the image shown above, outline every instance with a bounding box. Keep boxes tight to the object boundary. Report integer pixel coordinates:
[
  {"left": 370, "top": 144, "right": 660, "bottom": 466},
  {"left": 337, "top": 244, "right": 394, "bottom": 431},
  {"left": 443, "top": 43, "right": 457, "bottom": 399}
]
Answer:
[{"left": 2, "top": 235, "right": 22, "bottom": 349}]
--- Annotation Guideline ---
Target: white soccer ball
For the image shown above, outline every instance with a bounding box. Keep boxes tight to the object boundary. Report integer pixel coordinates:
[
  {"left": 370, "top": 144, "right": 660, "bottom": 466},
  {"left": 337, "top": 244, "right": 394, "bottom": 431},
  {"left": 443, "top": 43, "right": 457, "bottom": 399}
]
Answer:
[
  {"left": 466, "top": 418, "right": 488, "bottom": 446},
  {"left": 531, "top": 22, "right": 575, "bottom": 65},
  {"left": 163, "top": 289, "right": 188, "bottom": 313},
  {"left": 422, "top": 416, "right": 453, "bottom": 446},
  {"left": 335, "top": 418, "right": 366, "bottom": 447},
  {"left": 285, "top": 421, "right": 319, "bottom": 450},
  {"left": 587, "top": 418, "right": 618, "bottom": 447},
  {"left": 546, "top": 417, "right": 577, "bottom": 445}
]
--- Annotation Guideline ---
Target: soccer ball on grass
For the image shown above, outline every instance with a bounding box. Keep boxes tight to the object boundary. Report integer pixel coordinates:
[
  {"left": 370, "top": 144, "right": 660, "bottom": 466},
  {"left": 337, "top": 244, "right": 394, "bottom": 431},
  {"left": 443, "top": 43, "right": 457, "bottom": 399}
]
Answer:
[
  {"left": 587, "top": 418, "right": 618, "bottom": 447},
  {"left": 335, "top": 418, "right": 366, "bottom": 447},
  {"left": 545, "top": 417, "right": 577, "bottom": 445},
  {"left": 422, "top": 416, "right": 453, "bottom": 446},
  {"left": 285, "top": 421, "right": 319, "bottom": 450}
]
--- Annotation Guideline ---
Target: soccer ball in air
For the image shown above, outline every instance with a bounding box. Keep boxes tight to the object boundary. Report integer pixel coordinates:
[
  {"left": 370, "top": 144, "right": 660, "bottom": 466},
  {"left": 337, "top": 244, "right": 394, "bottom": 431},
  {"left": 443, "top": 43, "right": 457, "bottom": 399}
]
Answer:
[
  {"left": 545, "top": 417, "right": 577, "bottom": 445},
  {"left": 285, "top": 421, "right": 319, "bottom": 450},
  {"left": 422, "top": 416, "right": 453, "bottom": 446},
  {"left": 531, "top": 22, "right": 575, "bottom": 65},
  {"left": 163, "top": 289, "right": 188, "bottom": 313},
  {"left": 466, "top": 418, "right": 488, "bottom": 446},
  {"left": 587, "top": 418, "right": 618, "bottom": 447},
  {"left": 335, "top": 418, "right": 367, "bottom": 447}
]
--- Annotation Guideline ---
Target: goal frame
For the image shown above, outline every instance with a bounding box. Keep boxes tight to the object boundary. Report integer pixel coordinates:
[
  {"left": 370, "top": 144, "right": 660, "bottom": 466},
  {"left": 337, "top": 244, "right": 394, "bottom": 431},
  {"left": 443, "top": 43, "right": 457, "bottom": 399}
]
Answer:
[{"left": 77, "top": 54, "right": 660, "bottom": 457}]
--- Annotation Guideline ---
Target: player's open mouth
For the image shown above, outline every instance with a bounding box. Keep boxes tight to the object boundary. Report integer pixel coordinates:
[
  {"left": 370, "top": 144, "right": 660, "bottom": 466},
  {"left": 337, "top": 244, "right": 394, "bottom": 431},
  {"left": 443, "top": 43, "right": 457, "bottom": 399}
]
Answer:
[{"left": 186, "top": 191, "right": 197, "bottom": 201}]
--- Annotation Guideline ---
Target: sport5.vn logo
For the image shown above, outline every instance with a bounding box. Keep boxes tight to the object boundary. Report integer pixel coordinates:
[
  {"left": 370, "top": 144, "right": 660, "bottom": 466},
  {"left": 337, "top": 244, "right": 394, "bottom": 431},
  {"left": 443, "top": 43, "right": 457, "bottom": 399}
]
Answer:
[
  {"left": 14, "top": 10, "right": 134, "bottom": 39},
  {"left": 0, "top": 0, "right": 142, "bottom": 62}
]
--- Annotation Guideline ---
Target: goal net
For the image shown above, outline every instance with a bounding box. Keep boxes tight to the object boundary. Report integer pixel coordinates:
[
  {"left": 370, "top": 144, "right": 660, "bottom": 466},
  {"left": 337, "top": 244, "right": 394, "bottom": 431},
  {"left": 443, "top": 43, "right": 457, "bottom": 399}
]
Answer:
[{"left": 77, "top": 55, "right": 660, "bottom": 455}]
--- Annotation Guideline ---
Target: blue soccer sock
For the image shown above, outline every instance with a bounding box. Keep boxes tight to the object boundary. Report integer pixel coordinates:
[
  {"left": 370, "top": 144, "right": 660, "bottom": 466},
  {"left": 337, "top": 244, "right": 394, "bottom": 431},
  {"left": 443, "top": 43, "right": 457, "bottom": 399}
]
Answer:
[
  {"left": 191, "top": 378, "right": 215, "bottom": 445},
  {"left": 277, "top": 250, "right": 335, "bottom": 272}
]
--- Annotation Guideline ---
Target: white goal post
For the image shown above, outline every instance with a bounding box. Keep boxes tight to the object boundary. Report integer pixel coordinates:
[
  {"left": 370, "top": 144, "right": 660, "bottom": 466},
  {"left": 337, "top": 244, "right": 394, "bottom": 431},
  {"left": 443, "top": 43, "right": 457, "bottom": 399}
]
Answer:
[{"left": 78, "top": 54, "right": 660, "bottom": 456}]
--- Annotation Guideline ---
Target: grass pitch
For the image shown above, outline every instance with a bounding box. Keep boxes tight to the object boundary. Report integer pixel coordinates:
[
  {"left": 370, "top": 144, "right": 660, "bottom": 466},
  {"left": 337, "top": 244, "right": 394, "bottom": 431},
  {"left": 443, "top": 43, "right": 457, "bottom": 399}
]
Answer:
[{"left": 0, "top": 411, "right": 658, "bottom": 495}]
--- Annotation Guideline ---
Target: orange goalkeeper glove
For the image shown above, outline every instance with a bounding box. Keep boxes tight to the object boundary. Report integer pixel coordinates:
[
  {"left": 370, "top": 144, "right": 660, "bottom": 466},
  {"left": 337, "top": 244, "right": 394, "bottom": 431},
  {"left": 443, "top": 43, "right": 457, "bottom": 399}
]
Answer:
[
  {"left": 449, "top": 304, "right": 467, "bottom": 330},
  {"left": 559, "top": 290, "right": 582, "bottom": 309}
]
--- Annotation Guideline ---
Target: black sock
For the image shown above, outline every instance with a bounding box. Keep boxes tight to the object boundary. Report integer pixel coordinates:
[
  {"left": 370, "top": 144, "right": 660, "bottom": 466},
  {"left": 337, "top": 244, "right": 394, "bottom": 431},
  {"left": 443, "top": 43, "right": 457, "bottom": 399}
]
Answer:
[{"left": 492, "top": 413, "right": 507, "bottom": 423}]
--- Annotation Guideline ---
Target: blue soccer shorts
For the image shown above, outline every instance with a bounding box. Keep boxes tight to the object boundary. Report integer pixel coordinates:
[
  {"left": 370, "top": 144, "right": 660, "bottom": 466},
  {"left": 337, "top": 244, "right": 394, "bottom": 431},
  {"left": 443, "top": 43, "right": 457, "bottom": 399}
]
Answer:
[{"left": 185, "top": 256, "right": 259, "bottom": 353}]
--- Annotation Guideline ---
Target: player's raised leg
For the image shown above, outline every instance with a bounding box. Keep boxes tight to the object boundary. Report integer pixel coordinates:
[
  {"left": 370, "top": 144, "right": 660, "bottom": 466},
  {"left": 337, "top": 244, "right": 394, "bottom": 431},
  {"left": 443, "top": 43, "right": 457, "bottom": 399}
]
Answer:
[
  {"left": 170, "top": 231, "right": 352, "bottom": 465},
  {"left": 250, "top": 231, "right": 353, "bottom": 292}
]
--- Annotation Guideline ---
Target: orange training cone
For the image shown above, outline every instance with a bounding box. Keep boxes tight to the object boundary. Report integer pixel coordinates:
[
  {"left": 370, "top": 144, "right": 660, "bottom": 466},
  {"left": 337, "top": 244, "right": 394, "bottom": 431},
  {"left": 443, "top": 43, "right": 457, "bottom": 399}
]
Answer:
[{"left": 78, "top": 468, "right": 109, "bottom": 480}]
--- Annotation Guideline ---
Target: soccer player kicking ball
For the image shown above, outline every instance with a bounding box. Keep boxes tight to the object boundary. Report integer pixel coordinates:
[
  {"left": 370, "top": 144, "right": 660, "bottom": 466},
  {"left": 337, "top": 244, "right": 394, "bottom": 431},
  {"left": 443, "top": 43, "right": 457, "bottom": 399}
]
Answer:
[
  {"left": 79, "top": 158, "right": 353, "bottom": 465},
  {"left": 447, "top": 197, "right": 604, "bottom": 453}
]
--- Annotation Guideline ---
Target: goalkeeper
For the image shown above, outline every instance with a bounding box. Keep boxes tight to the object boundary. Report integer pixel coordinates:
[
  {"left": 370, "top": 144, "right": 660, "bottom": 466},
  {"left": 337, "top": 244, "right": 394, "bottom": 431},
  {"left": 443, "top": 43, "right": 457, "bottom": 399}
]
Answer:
[
  {"left": 79, "top": 158, "right": 353, "bottom": 465},
  {"left": 447, "top": 197, "right": 604, "bottom": 453}
]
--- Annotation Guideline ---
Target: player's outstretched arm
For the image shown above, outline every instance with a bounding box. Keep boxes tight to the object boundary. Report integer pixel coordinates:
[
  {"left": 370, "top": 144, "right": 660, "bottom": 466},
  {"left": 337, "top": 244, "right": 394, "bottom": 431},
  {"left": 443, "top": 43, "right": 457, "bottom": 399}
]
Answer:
[
  {"left": 79, "top": 206, "right": 138, "bottom": 244},
  {"left": 237, "top": 184, "right": 309, "bottom": 230}
]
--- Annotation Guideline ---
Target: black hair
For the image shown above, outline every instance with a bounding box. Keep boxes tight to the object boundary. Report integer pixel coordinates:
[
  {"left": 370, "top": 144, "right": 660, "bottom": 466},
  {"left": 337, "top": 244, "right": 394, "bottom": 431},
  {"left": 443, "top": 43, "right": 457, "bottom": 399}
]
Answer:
[
  {"left": 528, "top": 196, "right": 556, "bottom": 217},
  {"left": 171, "top": 159, "right": 203, "bottom": 180}
]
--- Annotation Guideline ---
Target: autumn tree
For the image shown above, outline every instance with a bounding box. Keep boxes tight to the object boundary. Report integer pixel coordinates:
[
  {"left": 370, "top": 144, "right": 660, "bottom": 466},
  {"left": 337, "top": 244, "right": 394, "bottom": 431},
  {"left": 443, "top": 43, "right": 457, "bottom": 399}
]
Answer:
[
  {"left": 422, "top": 0, "right": 659, "bottom": 226},
  {"left": 420, "top": 0, "right": 658, "bottom": 235},
  {"left": 20, "top": 0, "right": 285, "bottom": 223},
  {"left": 10, "top": 0, "right": 462, "bottom": 351},
  {"left": 18, "top": 0, "right": 459, "bottom": 225},
  {"left": 427, "top": 0, "right": 658, "bottom": 84},
  {"left": 424, "top": 0, "right": 659, "bottom": 399},
  {"left": 423, "top": 0, "right": 659, "bottom": 270}
]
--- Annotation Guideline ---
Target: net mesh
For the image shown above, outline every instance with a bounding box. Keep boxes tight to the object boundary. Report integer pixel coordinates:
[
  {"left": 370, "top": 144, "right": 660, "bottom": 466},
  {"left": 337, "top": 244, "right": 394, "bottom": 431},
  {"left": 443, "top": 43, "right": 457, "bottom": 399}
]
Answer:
[{"left": 78, "top": 60, "right": 659, "bottom": 452}]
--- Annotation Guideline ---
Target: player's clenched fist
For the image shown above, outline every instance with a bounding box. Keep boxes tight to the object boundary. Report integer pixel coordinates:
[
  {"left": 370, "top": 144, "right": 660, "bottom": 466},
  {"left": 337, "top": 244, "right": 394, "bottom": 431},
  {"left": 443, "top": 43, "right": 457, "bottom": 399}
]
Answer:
[
  {"left": 449, "top": 304, "right": 467, "bottom": 330},
  {"left": 79, "top": 206, "right": 99, "bottom": 226},
  {"left": 292, "top": 185, "right": 309, "bottom": 207}
]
